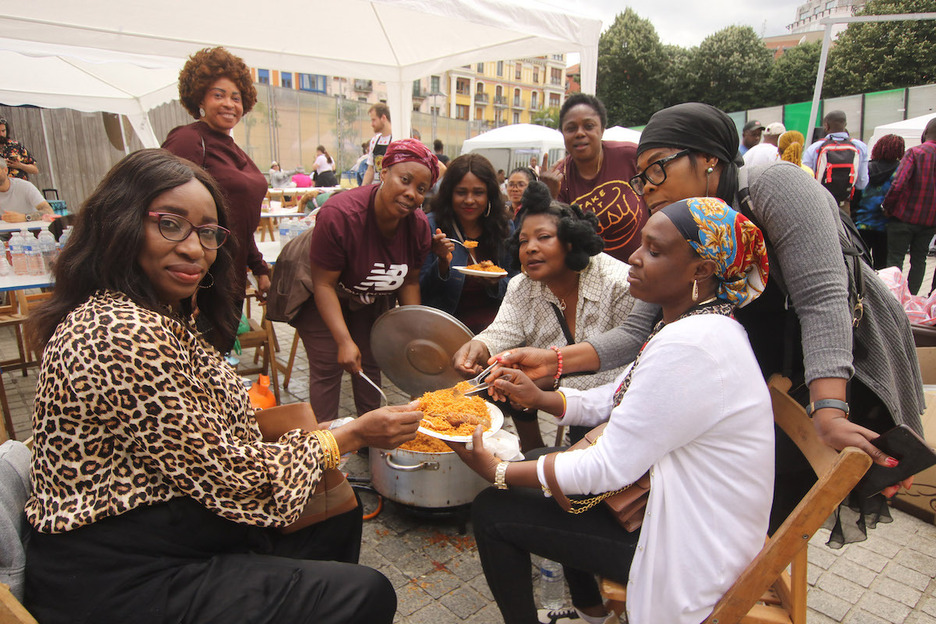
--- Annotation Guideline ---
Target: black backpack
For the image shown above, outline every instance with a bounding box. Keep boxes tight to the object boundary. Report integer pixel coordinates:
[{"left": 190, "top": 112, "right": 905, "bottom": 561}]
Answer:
[{"left": 815, "top": 137, "right": 860, "bottom": 202}]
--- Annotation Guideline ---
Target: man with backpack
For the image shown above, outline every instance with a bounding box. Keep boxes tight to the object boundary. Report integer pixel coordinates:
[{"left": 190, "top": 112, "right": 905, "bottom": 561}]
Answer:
[{"left": 804, "top": 110, "right": 869, "bottom": 215}]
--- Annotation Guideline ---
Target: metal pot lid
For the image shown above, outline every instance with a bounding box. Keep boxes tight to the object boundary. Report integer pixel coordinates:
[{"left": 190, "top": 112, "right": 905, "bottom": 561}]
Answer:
[{"left": 371, "top": 305, "right": 473, "bottom": 397}]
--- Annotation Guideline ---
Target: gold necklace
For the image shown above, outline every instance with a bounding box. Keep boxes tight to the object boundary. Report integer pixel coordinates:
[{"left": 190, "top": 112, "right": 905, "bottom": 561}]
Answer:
[{"left": 551, "top": 278, "right": 580, "bottom": 312}]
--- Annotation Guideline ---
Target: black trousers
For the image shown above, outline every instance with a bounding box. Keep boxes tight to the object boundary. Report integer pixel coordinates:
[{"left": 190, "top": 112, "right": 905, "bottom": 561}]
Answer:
[
  {"left": 26, "top": 496, "right": 395, "bottom": 624},
  {"left": 472, "top": 486, "right": 639, "bottom": 624}
]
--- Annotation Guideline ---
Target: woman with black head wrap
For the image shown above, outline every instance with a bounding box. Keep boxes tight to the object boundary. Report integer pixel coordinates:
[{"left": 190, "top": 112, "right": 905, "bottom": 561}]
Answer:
[
  {"left": 452, "top": 181, "right": 635, "bottom": 451},
  {"left": 494, "top": 102, "right": 924, "bottom": 547}
]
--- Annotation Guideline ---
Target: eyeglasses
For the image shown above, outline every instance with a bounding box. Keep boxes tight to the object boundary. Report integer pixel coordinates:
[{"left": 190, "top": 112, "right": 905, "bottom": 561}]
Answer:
[
  {"left": 147, "top": 212, "right": 230, "bottom": 249},
  {"left": 507, "top": 181, "right": 529, "bottom": 189},
  {"left": 628, "top": 149, "right": 691, "bottom": 196}
]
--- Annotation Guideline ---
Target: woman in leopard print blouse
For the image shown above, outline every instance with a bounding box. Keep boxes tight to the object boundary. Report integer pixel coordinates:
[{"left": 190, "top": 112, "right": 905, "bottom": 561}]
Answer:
[{"left": 23, "top": 149, "right": 421, "bottom": 624}]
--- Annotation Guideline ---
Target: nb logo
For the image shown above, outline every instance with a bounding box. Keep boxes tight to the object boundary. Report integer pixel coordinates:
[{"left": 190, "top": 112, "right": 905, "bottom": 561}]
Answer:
[{"left": 356, "top": 263, "right": 409, "bottom": 292}]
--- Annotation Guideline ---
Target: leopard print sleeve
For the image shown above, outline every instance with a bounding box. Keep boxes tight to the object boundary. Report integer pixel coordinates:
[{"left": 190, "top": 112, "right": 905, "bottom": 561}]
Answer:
[{"left": 26, "top": 292, "right": 324, "bottom": 533}]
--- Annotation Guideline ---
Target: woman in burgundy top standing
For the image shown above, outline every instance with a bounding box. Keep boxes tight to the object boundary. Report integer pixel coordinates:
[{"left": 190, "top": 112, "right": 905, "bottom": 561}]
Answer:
[
  {"left": 162, "top": 47, "right": 271, "bottom": 347},
  {"left": 541, "top": 94, "right": 647, "bottom": 263},
  {"left": 294, "top": 140, "right": 438, "bottom": 423}
]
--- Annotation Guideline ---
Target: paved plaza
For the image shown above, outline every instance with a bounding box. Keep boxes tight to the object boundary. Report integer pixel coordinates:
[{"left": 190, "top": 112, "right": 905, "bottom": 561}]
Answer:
[{"left": 3, "top": 249, "right": 936, "bottom": 623}]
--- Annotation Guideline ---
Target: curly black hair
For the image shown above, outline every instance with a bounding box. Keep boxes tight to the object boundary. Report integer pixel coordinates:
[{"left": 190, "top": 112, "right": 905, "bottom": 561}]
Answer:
[
  {"left": 510, "top": 181, "right": 604, "bottom": 272},
  {"left": 177, "top": 47, "right": 257, "bottom": 119}
]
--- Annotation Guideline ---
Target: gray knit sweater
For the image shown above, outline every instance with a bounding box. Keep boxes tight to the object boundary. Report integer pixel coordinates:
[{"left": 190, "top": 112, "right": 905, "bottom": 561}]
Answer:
[{"left": 589, "top": 161, "right": 924, "bottom": 433}]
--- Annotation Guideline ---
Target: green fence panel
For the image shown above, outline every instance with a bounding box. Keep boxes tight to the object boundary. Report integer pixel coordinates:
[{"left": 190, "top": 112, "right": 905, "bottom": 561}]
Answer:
[{"left": 783, "top": 101, "right": 816, "bottom": 140}]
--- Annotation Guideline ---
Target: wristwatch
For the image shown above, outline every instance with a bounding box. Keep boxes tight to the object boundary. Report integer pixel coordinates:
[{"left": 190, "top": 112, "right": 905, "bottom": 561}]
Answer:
[{"left": 494, "top": 461, "right": 509, "bottom": 490}]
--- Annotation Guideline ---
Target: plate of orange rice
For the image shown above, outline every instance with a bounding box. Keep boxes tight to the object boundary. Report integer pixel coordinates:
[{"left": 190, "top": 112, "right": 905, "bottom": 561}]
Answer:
[
  {"left": 416, "top": 384, "right": 504, "bottom": 442},
  {"left": 455, "top": 260, "right": 508, "bottom": 277}
]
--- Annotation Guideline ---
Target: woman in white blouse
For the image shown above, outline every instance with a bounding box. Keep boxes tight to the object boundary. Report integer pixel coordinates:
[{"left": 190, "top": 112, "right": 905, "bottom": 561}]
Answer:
[
  {"left": 453, "top": 181, "right": 634, "bottom": 451},
  {"left": 311, "top": 145, "right": 338, "bottom": 187},
  {"left": 449, "top": 197, "right": 774, "bottom": 624}
]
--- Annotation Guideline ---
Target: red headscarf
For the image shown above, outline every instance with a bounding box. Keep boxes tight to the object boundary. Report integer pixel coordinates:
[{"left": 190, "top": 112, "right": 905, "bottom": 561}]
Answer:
[{"left": 381, "top": 139, "right": 440, "bottom": 186}]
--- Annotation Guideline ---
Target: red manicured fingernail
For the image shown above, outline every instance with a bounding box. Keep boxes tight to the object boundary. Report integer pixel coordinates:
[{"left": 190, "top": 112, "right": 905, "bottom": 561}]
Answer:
[
  {"left": 496, "top": 356, "right": 503, "bottom": 362},
  {"left": 885, "top": 457, "right": 899, "bottom": 467}
]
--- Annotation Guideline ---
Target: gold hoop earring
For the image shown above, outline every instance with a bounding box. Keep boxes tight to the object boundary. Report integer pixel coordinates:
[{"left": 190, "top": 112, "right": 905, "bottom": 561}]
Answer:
[
  {"left": 691, "top": 279, "right": 699, "bottom": 302},
  {"left": 485, "top": 202, "right": 492, "bottom": 218},
  {"left": 199, "top": 273, "right": 214, "bottom": 289}
]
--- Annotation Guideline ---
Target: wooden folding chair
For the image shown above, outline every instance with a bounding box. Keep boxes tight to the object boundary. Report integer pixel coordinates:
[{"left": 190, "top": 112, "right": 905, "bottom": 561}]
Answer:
[
  {"left": 275, "top": 332, "right": 301, "bottom": 392},
  {"left": 0, "top": 584, "right": 38, "bottom": 624},
  {"left": 237, "top": 295, "right": 281, "bottom": 405},
  {"left": 0, "top": 292, "right": 52, "bottom": 441},
  {"left": 601, "top": 375, "right": 872, "bottom": 624}
]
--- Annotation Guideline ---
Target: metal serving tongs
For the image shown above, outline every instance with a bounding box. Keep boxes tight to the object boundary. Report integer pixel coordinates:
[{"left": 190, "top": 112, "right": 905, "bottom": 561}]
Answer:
[
  {"left": 454, "top": 359, "right": 502, "bottom": 397},
  {"left": 358, "top": 370, "right": 388, "bottom": 405}
]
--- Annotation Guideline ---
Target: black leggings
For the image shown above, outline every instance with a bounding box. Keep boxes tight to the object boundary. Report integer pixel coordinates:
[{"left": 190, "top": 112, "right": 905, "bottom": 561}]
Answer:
[
  {"left": 472, "top": 486, "right": 639, "bottom": 624},
  {"left": 26, "top": 496, "right": 395, "bottom": 624}
]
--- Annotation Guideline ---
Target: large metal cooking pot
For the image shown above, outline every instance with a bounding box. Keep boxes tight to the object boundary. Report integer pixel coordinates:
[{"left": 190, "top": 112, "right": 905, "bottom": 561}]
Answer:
[
  {"left": 370, "top": 446, "right": 490, "bottom": 508},
  {"left": 370, "top": 305, "right": 489, "bottom": 508}
]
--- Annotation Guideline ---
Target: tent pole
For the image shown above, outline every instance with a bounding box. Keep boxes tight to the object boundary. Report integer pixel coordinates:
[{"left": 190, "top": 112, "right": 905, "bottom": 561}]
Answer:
[
  {"left": 118, "top": 114, "right": 130, "bottom": 155},
  {"left": 38, "top": 109, "right": 59, "bottom": 191},
  {"left": 806, "top": 22, "right": 833, "bottom": 144}
]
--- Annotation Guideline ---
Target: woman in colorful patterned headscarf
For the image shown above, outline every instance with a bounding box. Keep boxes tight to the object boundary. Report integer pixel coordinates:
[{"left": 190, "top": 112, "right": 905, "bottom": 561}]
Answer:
[{"left": 658, "top": 197, "right": 768, "bottom": 307}]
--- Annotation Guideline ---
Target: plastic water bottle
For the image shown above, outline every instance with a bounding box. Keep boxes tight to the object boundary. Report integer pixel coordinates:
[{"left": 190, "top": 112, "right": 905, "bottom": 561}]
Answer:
[
  {"left": 289, "top": 219, "right": 302, "bottom": 242},
  {"left": 0, "top": 242, "right": 10, "bottom": 276},
  {"left": 38, "top": 230, "right": 57, "bottom": 272},
  {"left": 539, "top": 559, "right": 565, "bottom": 610},
  {"left": 9, "top": 232, "right": 27, "bottom": 276},
  {"left": 25, "top": 235, "right": 44, "bottom": 276},
  {"left": 279, "top": 220, "right": 292, "bottom": 250},
  {"left": 58, "top": 226, "right": 72, "bottom": 252}
]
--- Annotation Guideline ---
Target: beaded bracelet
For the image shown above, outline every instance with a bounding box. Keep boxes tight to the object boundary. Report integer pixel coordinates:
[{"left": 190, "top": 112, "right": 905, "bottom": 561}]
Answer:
[{"left": 550, "top": 346, "right": 563, "bottom": 390}]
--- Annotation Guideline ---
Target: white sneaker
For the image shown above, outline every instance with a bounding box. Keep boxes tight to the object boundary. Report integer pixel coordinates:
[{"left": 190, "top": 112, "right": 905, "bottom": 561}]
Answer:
[
  {"left": 538, "top": 608, "right": 580, "bottom": 624},
  {"left": 537, "top": 607, "right": 619, "bottom": 624}
]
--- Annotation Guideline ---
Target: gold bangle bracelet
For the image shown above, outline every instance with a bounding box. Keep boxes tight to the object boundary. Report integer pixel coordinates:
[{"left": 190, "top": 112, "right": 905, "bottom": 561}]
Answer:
[
  {"left": 556, "top": 390, "right": 567, "bottom": 419},
  {"left": 312, "top": 431, "right": 339, "bottom": 470}
]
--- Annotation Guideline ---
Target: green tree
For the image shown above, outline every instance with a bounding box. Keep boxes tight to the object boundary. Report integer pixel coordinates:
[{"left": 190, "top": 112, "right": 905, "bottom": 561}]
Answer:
[
  {"left": 532, "top": 106, "right": 560, "bottom": 128},
  {"left": 685, "top": 25, "right": 774, "bottom": 112},
  {"left": 596, "top": 9, "right": 669, "bottom": 127},
  {"left": 658, "top": 44, "right": 697, "bottom": 109},
  {"left": 765, "top": 41, "right": 822, "bottom": 104},
  {"left": 824, "top": 0, "right": 936, "bottom": 97}
]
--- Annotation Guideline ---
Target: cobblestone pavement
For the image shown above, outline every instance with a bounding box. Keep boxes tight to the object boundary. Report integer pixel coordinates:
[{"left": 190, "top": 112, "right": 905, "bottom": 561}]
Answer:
[{"left": 3, "top": 251, "right": 936, "bottom": 623}]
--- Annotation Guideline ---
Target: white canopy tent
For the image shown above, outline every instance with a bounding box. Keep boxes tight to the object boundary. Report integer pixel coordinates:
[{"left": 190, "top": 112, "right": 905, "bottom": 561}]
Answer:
[
  {"left": 602, "top": 126, "right": 642, "bottom": 144},
  {"left": 0, "top": 0, "right": 602, "bottom": 144},
  {"left": 0, "top": 39, "right": 182, "bottom": 148},
  {"left": 868, "top": 112, "right": 936, "bottom": 152},
  {"left": 460, "top": 123, "right": 565, "bottom": 173}
]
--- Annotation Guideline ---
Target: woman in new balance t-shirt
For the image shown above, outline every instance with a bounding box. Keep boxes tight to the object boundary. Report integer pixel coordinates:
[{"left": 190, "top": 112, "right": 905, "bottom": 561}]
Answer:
[{"left": 294, "top": 140, "right": 438, "bottom": 423}]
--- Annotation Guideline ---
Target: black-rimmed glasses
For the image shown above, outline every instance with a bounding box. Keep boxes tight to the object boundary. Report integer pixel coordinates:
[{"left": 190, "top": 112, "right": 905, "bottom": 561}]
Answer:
[
  {"left": 628, "top": 149, "right": 692, "bottom": 196},
  {"left": 147, "top": 212, "right": 230, "bottom": 249}
]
